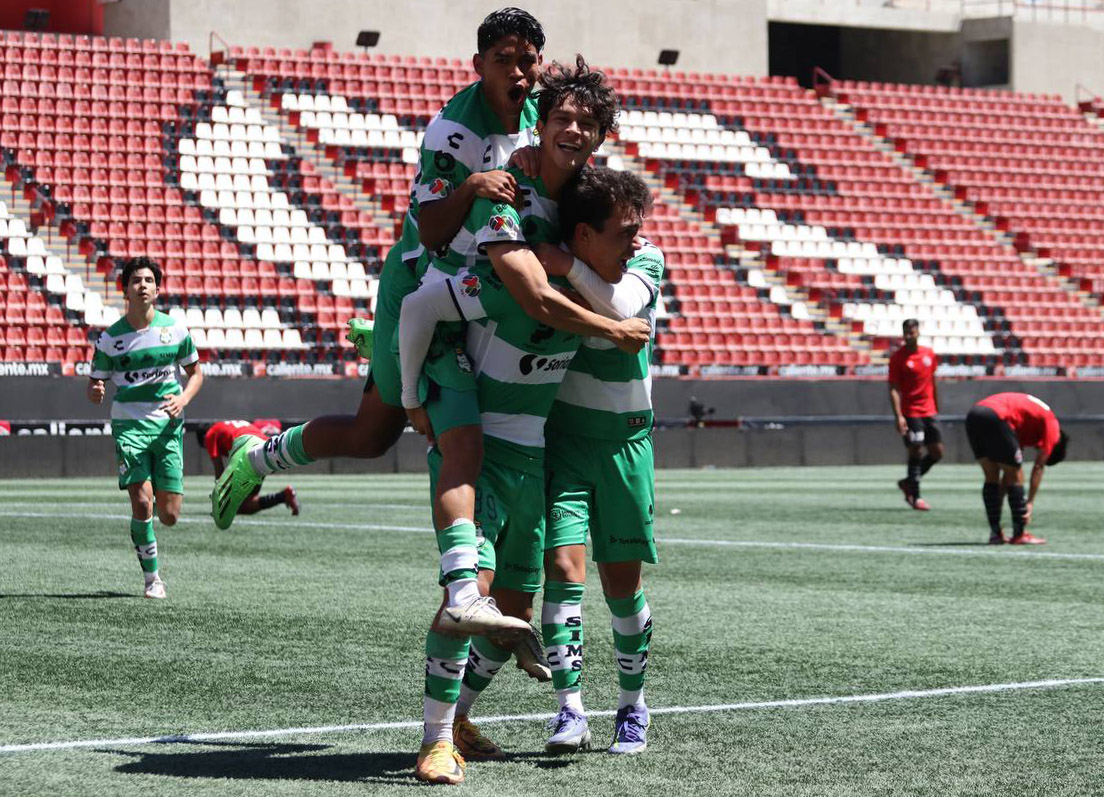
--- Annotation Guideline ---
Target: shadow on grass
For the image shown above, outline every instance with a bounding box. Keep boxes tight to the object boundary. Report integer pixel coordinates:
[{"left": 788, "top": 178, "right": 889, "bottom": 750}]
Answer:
[
  {"left": 0, "top": 591, "right": 134, "bottom": 600},
  {"left": 105, "top": 740, "right": 573, "bottom": 784},
  {"left": 909, "top": 541, "right": 993, "bottom": 547}
]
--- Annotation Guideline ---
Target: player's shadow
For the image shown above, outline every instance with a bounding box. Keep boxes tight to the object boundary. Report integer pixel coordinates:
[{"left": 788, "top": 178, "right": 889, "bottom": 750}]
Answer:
[
  {"left": 105, "top": 739, "right": 571, "bottom": 784},
  {"left": 0, "top": 591, "right": 133, "bottom": 600},
  {"left": 909, "top": 541, "right": 994, "bottom": 547}
]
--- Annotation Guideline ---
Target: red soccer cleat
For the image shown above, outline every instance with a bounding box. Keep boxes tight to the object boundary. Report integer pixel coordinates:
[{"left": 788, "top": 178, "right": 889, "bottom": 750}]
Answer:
[
  {"left": 912, "top": 497, "right": 931, "bottom": 511},
  {"left": 284, "top": 486, "right": 300, "bottom": 516},
  {"left": 1009, "top": 531, "right": 1046, "bottom": 545}
]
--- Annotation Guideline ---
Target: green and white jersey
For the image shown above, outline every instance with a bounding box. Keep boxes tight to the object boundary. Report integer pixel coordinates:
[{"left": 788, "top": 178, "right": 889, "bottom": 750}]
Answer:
[
  {"left": 422, "top": 167, "right": 558, "bottom": 282},
  {"left": 546, "top": 241, "right": 665, "bottom": 441},
  {"left": 442, "top": 182, "right": 574, "bottom": 475},
  {"left": 397, "top": 82, "right": 539, "bottom": 268},
  {"left": 89, "top": 310, "right": 198, "bottom": 434}
]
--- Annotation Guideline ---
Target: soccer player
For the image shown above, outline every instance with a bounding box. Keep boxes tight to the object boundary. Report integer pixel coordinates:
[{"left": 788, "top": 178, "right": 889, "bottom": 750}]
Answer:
[
  {"left": 535, "top": 169, "right": 661, "bottom": 756},
  {"left": 88, "top": 257, "right": 203, "bottom": 599},
  {"left": 398, "top": 67, "right": 646, "bottom": 784},
  {"left": 212, "top": 7, "right": 547, "bottom": 529},
  {"left": 196, "top": 420, "right": 300, "bottom": 517},
  {"left": 888, "top": 318, "right": 942, "bottom": 510},
  {"left": 965, "top": 392, "right": 1069, "bottom": 545}
]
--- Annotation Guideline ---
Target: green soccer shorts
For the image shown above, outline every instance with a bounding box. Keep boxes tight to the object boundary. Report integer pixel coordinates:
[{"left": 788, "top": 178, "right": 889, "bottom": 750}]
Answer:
[
  {"left": 428, "top": 446, "right": 545, "bottom": 593},
  {"left": 114, "top": 420, "right": 185, "bottom": 494},
  {"left": 363, "top": 245, "right": 418, "bottom": 408},
  {"left": 545, "top": 432, "right": 658, "bottom": 564}
]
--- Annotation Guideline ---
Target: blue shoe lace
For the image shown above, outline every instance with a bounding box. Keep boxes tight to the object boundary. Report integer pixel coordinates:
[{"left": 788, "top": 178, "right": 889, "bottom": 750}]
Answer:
[
  {"left": 548, "top": 708, "right": 586, "bottom": 737},
  {"left": 614, "top": 706, "right": 648, "bottom": 744}
]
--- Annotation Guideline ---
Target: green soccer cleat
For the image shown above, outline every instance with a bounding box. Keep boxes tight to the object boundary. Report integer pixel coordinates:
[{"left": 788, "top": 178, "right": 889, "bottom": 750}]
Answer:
[
  {"left": 211, "top": 435, "right": 265, "bottom": 530},
  {"left": 346, "top": 317, "right": 374, "bottom": 360}
]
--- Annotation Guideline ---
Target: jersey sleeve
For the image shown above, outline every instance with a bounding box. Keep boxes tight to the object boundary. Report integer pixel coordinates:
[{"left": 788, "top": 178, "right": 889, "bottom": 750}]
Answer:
[
  {"left": 627, "top": 246, "right": 665, "bottom": 294},
  {"left": 204, "top": 427, "right": 222, "bottom": 460},
  {"left": 412, "top": 117, "right": 483, "bottom": 206},
  {"left": 472, "top": 197, "right": 526, "bottom": 252},
  {"left": 177, "top": 329, "right": 199, "bottom": 367},
  {"left": 89, "top": 332, "right": 113, "bottom": 379}
]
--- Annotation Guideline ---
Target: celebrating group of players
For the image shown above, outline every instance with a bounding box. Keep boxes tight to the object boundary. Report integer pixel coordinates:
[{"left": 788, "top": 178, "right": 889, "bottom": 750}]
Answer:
[{"left": 84, "top": 5, "right": 1074, "bottom": 787}]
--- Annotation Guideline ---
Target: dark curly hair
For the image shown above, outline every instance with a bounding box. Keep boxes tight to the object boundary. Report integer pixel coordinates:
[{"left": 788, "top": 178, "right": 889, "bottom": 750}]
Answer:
[
  {"left": 537, "top": 56, "right": 619, "bottom": 139},
  {"left": 559, "top": 167, "right": 652, "bottom": 239},
  {"left": 119, "top": 256, "right": 162, "bottom": 288},
  {"left": 477, "top": 7, "right": 545, "bottom": 54},
  {"left": 1046, "top": 429, "right": 1070, "bottom": 466}
]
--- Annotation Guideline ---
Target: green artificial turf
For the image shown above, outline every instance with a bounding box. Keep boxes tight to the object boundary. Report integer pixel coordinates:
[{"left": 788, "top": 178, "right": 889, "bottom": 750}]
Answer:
[{"left": 2, "top": 464, "right": 1103, "bottom": 795}]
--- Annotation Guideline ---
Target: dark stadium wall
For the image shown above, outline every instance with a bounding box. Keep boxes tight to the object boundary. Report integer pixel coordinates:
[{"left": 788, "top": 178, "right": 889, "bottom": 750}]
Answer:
[
  {"left": 3, "top": 378, "right": 1103, "bottom": 476},
  {"left": 0, "top": 0, "right": 103, "bottom": 34},
  {"left": 100, "top": 0, "right": 769, "bottom": 74}
]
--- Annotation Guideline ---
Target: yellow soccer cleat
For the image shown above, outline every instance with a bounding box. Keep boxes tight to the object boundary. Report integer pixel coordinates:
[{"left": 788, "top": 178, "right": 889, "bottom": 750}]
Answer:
[
  {"left": 414, "top": 740, "right": 466, "bottom": 785},
  {"left": 453, "top": 715, "right": 505, "bottom": 761}
]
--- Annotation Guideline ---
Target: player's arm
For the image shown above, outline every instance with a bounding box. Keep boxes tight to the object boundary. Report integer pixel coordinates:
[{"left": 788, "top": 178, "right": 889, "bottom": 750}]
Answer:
[
  {"left": 419, "top": 173, "right": 519, "bottom": 252},
  {"left": 88, "top": 335, "right": 112, "bottom": 404},
  {"left": 560, "top": 247, "right": 661, "bottom": 321},
  {"left": 162, "top": 362, "right": 203, "bottom": 418},
  {"left": 1025, "top": 456, "right": 1046, "bottom": 523},
  {"left": 931, "top": 371, "right": 940, "bottom": 415},
  {"left": 487, "top": 243, "right": 649, "bottom": 352},
  {"left": 887, "top": 365, "right": 906, "bottom": 434}
]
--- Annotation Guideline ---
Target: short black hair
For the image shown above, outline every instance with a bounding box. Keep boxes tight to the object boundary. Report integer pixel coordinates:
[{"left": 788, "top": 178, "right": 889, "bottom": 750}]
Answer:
[
  {"left": 1046, "top": 429, "right": 1069, "bottom": 466},
  {"left": 194, "top": 423, "right": 212, "bottom": 450},
  {"left": 119, "top": 256, "right": 162, "bottom": 288},
  {"left": 903, "top": 318, "right": 920, "bottom": 333},
  {"left": 537, "top": 56, "right": 619, "bottom": 139},
  {"left": 477, "top": 7, "right": 545, "bottom": 54},
  {"left": 560, "top": 167, "right": 653, "bottom": 240}
]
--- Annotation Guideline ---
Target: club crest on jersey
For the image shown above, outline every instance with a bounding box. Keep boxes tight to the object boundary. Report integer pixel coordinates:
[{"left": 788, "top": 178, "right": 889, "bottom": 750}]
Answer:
[
  {"left": 461, "top": 274, "right": 481, "bottom": 298},
  {"left": 489, "top": 214, "right": 518, "bottom": 235},
  {"left": 160, "top": 328, "right": 173, "bottom": 344},
  {"left": 922, "top": 356, "right": 932, "bottom": 367},
  {"left": 428, "top": 178, "right": 449, "bottom": 196}
]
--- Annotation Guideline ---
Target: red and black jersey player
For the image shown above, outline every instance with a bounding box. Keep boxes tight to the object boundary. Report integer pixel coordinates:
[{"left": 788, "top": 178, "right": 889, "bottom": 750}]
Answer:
[
  {"left": 888, "top": 318, "right": 943, "bottom": 510},
  {"left": 196, "top": 420, "right": 300, "bottom": 519}
]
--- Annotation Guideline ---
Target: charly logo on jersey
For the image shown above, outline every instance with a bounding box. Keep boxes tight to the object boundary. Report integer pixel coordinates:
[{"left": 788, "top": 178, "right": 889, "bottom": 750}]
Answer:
[
  {"left": 461, "top": 274, "right": 481, "bottom": 298},
  {"left": 518, "top": 352, "right": 573, "bottom": 377},
  {"left": 489, "top": 214, "right": 518, "bottom": 235}
]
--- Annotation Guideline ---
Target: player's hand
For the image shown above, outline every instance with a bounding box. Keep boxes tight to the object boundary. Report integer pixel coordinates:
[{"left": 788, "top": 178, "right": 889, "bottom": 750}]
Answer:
[
  {"left": 609, "top": 317, "right": 651, "bottom": 353},
  {"left": 468, "top": 170, "right": 518, "bottom": 206},
  {"left": 535, "top": 242, "right": 573, "bottom": 277},
  {"left": 507, "top": 145, "right": 541, "bottom": 178},
  {"left": 160, "top": 394, "right": 187, "bottom": 418},
  {"left": 87, "top": 379, "right": 106, "bottom": 404},
  {"left": 1023, "top": 501, "right": 1033, "bottom": 526},
  {"left": 896, "top": 417, "right": 908, "bottom": 436},
  {"left": 406, "top": 406, "right": 435, "bottom": 444}
]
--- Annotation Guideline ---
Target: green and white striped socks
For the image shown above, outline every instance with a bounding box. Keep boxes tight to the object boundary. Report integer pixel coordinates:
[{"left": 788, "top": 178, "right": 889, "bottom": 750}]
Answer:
[
  {"left": 437, "top": 519, "right": 479, "bottom": 607},
  {"left": 455, "top": 635, "right": 511, "bottom": 716},
  {"left": 129, "top": 516, "right": 158, "bottom": 584},
  {"left": 248, "top": 423, "right": 314, "bottom": 476},
  {"left": 607, "top": 589, "right": 652, "bottom": 709},
  {"left": 423, "top": 630, "right": 470, "bottom": 745},
  {"left": 543, "top": 580, "right": 585, "bottom": 711}
]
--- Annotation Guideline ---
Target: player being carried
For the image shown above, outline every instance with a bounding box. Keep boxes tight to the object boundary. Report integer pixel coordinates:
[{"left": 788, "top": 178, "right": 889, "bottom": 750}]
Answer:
[
  {"left": 196, "top": 419, "right": 300, "bottom": 519},
  {"left": 212, "top": 7, "right": 548, "bottom": 530},
  {"left": 888, "top": 318, "right": 943, "bottom": 511},
  {"left": 88, "top": 257, "right": 203, "bottom": 599},
  {"left": 398, "top": 62, "right": 649, "bottom": 784},
  {"left": 964, "top": 392, "right": 1068, "bottom": 545}
]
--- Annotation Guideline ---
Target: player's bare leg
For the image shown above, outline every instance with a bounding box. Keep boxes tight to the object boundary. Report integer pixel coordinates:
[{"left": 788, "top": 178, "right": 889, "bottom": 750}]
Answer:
[{"left": 301, "top": 386, "right": 407, "bottom": 460}]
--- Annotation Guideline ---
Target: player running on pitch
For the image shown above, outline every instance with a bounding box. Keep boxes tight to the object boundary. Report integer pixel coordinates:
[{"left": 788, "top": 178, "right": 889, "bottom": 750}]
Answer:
[
  {"left": 888, "top": 318, "right": 942, "bottom": 510},
  {"left": 964, "top": 392, "right": 1069, "bottom": 545},
  {"left": 196, "top": 420, "right": 300, "bottom": 518},
  {"left": 213, "top": 8, "right": 547, "bottom": 530},
  {"left": 399, "top": 65, "right": 646, "bottom": 784},
  {"left": 88, "top": 257, "right": 203, "bottom": 599}
]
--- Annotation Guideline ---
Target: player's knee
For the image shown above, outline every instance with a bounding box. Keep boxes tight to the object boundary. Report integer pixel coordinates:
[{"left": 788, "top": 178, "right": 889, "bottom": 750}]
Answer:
[
  {"left": 157, "top": 505, "right": 180, "bottom": 526},
  {"left": 545, "top": 548, "right": 584, "bottom": 583},
  {"left": 929, "top": 445, "right": 945, "bottom": 462}
]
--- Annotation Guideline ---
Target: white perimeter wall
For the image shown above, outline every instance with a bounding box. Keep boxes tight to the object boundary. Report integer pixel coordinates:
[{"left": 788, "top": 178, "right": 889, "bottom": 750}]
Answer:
[{"left": 106, "top": 0, "right": 769, "bottom": 75}]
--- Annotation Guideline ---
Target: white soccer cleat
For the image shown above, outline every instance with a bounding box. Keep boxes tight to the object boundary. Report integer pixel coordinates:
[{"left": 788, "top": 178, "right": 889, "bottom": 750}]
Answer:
[
  {"left": 144, "top": 578, "right": 166, "bottom": 600},
  {"left": 436, "top": 596, "right": 531, "bottom": 638}
]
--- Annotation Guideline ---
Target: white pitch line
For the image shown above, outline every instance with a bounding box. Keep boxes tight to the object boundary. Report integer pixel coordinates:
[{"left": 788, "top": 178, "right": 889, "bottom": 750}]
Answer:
[
  {"left": 2, "top": 510, "right": 1104, "bottom": 562},
  {"left": 2, "top": 677, "right": 1101, "bottom": 755}
]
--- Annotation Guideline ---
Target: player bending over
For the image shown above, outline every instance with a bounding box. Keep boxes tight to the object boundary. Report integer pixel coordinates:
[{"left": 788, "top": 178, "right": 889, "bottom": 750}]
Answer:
[
  {"left": 400, "top": 67, "right": 648, "bottom": 784},
  {"left": 211, "top": 8, "right": 547, "bottom": 531},
  {"left": 964, "top": 392, "right": 1068, "bottom": 545},
  {"left": 197, "top": 420, "right": 300, "bottom": 518},
  {"left": 88, "top": 257, "right": 203, "bottom": 599},
  {"left": 888, "top": 318, "right": 942, "bottom": 510}
]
